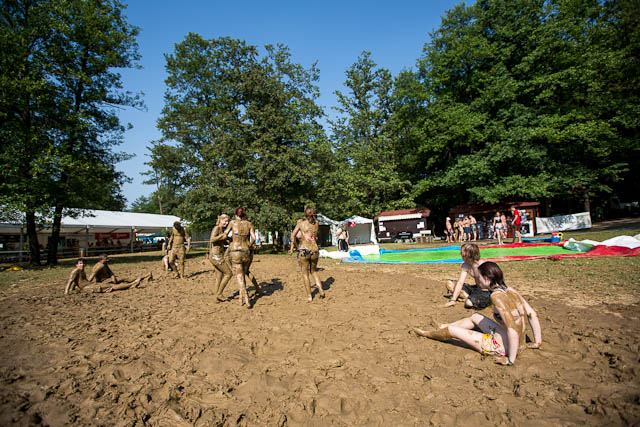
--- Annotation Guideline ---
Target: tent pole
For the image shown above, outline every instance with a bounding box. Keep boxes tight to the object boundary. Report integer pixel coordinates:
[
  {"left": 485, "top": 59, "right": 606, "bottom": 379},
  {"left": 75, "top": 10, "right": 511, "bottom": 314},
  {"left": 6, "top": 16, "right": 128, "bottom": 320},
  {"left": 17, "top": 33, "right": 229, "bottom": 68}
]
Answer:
[
  {"left": 130, "top": 227, "right": 134, "bottom": 253},
  {"left": 85, "top": 226, "right": 89, "bottom": 257}
]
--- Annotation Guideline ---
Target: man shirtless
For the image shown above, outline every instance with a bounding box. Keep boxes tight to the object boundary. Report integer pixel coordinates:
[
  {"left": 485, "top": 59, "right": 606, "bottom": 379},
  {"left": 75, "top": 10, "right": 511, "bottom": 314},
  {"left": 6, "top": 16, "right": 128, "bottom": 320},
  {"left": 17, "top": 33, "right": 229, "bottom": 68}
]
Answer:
[
  {"left": 168, "top": 221, "right": 191, "bottom": 279},
  {"left": 64, "top": 256, "right": 151, "bottom": 294}
]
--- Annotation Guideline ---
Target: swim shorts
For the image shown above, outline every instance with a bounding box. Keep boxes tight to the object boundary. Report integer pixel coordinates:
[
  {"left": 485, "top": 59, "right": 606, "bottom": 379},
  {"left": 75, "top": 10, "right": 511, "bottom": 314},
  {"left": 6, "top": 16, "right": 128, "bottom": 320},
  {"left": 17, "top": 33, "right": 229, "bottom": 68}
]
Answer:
[
  {"left": 298, "top": 248, "right": 319, "bottom": 261},
  {"left": 462, "top": 284, "right": 492, "bottom": 309}
]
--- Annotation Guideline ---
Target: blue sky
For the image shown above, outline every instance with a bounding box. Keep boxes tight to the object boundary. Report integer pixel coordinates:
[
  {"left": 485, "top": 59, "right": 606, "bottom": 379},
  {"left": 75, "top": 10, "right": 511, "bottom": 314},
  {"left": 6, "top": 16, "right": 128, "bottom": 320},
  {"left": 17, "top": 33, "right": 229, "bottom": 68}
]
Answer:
[{"left": 116, "top": 0, "right": 465, "bottom": 206}]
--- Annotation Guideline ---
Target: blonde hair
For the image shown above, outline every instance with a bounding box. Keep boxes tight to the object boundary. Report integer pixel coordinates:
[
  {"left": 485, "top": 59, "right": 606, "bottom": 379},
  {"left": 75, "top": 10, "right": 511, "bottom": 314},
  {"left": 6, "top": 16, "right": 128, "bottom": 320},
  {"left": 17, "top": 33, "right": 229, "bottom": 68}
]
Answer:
[
  {"left": 461, "top": 243, "right": 480, "bottom": 262},
  {"left": 216, "top": 214, "right": 230, "bottom": 226}
]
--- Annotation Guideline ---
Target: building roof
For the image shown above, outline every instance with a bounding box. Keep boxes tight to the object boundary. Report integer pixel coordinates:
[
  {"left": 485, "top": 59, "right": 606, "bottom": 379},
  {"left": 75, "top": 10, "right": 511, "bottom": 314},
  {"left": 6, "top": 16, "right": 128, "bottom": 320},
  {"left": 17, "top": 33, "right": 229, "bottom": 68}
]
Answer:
[{"left": 374, "top": 208, "right": 431, "bottom": 221}]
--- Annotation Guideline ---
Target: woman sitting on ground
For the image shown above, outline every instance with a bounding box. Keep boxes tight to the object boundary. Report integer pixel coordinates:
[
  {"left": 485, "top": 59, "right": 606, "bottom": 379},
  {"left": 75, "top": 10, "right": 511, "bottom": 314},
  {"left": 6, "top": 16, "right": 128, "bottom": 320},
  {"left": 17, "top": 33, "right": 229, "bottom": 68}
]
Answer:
[{"left": 413, "top": 262, "right": 542, "bottom": 365}]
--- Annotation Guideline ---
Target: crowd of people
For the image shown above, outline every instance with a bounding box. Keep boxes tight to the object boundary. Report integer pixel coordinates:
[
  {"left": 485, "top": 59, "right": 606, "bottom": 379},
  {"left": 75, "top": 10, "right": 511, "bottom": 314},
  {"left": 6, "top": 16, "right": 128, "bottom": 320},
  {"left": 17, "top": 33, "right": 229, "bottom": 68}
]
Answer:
[
  {"left": 444, "top": 206, "right": 523, "bottom": 244},
  {"left": 64, "top": 207, "right": 542, "bottom": 366}
]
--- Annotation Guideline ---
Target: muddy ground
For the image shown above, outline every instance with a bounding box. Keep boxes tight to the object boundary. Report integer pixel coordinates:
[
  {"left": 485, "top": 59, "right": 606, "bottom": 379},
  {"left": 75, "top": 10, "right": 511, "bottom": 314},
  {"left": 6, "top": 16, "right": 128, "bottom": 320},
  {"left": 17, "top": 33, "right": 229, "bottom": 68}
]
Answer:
[{"left": 0, "top": 253, "right": 639, "bottom": 426}]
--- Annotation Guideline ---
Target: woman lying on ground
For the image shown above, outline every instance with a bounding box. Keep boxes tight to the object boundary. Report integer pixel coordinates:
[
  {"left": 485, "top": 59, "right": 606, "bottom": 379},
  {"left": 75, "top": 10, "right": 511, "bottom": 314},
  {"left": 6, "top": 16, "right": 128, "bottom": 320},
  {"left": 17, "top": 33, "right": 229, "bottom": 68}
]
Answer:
[{"left": 413, "top": 262, "right": 542, "bottom": 365}]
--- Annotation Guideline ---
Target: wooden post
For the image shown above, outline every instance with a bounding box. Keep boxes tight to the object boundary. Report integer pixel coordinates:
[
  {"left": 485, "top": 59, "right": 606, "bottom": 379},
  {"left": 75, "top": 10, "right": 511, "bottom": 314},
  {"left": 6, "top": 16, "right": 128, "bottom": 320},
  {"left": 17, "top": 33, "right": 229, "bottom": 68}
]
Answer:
[{"left": 19, "top": 226, "right": 24, "bottom": 262}]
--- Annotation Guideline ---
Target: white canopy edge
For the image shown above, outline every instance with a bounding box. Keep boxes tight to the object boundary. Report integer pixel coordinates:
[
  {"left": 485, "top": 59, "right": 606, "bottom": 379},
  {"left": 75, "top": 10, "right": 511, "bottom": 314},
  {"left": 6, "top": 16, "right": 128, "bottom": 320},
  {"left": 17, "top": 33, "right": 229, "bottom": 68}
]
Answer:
[
  {"left": 0, "top": 209, "right": 184, "bottom": 234},
  {"left": 377, "top": 213, "right": 423, "bottom": 222}
]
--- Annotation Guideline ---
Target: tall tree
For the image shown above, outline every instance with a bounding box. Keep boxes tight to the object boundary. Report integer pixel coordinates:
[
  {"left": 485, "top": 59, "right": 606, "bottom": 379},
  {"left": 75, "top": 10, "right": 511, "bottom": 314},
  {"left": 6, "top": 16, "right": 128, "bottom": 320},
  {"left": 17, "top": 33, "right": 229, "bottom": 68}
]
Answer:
[
  {"left": 1, "top": 0, "right": 59, "bottom": 265},
  {"left": 319, "top": 51, "right": 412, "bottom": 219},
  {"left": 152, "top": 34, "right": 326, "bottom": 233},
  {"left": 396, "top": 0, "right": 639, "bottom": 215},
  {"left": 0, "top": 0, "right": 141, "bottom": 265}
]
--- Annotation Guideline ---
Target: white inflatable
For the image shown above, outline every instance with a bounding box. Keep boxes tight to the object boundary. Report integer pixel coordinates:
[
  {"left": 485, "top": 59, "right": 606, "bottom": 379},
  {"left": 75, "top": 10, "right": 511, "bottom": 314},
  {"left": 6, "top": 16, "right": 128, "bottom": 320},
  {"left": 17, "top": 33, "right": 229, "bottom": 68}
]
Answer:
[
  {"left": 563, "top": 235, "right": 640, "bottom": 252},
  {"left": 320, "top": 244, "right": 381, "bottom": 259}
]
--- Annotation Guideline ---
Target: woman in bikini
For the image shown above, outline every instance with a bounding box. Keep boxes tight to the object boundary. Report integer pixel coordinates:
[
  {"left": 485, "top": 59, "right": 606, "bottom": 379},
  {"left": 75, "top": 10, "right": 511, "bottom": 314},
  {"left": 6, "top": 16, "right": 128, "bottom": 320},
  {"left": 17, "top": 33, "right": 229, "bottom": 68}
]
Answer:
[
  {"left": 289, "top": 206, "right": 325, "bottom": 302},
  {"left": 209, "top": 214, "right": 233, "bottom": 302},
  {"left": 493, "top": 211, "right": 504, "bottom": 245},
  {"left": 222, "top": 208, "right": 255, "bottom": 308},
  {"left": 413, "top": 262, "right": 542, "bottom": 365}
]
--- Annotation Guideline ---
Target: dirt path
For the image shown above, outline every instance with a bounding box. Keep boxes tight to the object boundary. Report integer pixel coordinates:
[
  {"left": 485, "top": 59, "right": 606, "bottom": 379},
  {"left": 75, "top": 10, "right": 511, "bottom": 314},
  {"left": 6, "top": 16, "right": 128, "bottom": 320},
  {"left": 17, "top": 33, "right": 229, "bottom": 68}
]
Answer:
[{"left": 0, "top": 254, "right": 638, "bottom": 426}]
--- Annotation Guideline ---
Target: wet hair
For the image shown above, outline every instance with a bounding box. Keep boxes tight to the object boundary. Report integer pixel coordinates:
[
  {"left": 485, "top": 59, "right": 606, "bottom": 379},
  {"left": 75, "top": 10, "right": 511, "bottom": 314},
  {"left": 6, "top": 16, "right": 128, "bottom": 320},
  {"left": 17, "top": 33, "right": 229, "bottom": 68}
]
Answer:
[
  {"left": 305, "top": 206, "right": 316, "bottom": 224},
  {"left": 478, "top": 262, "right": 508, "bottom": 292},
  {"left": 216, "top": 214, "right": 229, "bottom": 226},
  {"left": 460, "top": 243, "right": 480, "bottom": 262},
  {"left": 235, "top": 207, "right": 246, "bottom": 220}
]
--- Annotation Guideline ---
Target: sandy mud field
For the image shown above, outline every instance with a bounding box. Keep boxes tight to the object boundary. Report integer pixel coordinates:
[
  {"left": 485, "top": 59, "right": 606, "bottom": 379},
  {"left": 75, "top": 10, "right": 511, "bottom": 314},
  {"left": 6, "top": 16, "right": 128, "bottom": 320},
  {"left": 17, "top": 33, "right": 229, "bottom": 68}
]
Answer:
[{"left": 0, "top": 253, "right": 639, "bottom": 426}]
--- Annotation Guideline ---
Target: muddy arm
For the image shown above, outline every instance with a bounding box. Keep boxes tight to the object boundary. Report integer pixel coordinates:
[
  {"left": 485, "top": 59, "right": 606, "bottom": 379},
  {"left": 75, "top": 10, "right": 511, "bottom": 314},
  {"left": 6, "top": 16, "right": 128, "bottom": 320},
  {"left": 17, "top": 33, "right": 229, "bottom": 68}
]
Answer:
[
  {"left": 523, "top": 298, "right": 542, "bottom": 348},
  {"left": 446, "top": 269, "right": 468, "bottom": 307}
]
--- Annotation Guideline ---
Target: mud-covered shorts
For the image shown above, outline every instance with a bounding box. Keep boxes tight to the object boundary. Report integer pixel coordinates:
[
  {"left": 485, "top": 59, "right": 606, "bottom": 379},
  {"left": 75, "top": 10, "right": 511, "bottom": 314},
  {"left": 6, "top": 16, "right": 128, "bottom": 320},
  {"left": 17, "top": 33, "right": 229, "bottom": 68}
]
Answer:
[
  {"left": 298, "top": 248, "right": 319, "bottom": 261},
  {"left": 462, "top": 284, "right": 492, "bottom": 309}
]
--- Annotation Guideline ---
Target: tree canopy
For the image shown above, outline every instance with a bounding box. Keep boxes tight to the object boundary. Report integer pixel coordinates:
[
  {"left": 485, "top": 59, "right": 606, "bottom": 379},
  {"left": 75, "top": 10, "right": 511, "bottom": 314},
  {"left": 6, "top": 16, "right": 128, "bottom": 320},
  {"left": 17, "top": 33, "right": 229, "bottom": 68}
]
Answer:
[{"left": 0, "top": 0, "right": 141, "bottom": 264}]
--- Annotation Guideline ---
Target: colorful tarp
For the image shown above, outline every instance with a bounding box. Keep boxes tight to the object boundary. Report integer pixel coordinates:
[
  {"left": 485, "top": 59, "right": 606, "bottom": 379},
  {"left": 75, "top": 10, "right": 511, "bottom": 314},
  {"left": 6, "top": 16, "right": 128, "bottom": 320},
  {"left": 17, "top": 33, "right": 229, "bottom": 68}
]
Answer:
[{"left": 341, "top": 237, "right": 640, "bottom": 264}]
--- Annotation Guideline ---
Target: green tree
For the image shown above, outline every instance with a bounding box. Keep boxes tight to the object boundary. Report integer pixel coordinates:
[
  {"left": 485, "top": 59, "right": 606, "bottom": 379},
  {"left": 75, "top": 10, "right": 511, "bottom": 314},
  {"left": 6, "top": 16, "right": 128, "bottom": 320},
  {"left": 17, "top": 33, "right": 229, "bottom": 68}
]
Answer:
[
  {"left": 0, "top": 0, "right": 141, "bottom": 265},
  {"left": 318, "top": 51, "right": 412, "bottom": 220},
  {"left": 396, "top": 0, "right": 639, "bottom": 215},
  {"left": 151, "top": 34, "right": 325, "bottom": 233}
]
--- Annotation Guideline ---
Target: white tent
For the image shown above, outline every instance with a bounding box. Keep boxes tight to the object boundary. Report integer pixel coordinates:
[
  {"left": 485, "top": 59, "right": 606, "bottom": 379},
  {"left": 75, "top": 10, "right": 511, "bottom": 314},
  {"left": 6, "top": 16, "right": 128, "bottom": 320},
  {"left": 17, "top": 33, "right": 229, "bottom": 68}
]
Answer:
[
  {"left": 317, "top": 213, "right": 340, "bottom": 247},
  {"left": 342, "top": 215, "right": 377, "bottom": 245},
  {"left": 0, "top": 209, "right": 183, "bottom": 234}
]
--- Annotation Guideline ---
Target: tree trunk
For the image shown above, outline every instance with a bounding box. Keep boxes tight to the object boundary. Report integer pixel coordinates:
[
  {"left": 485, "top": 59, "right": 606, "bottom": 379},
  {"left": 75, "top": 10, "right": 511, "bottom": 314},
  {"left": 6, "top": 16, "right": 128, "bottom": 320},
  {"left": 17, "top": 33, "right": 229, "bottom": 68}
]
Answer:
[
  {"left": 583, "top": 191, "right": 591, "bottom": 214},
  {"left": 25, "top": 212, "right": 40, "bottom": 266},
  {"left": 47, "top": 205, "right": 63, "bottom": 265},
  {"left": 544, "top": 198, "right": 552, "bottom": 217}
]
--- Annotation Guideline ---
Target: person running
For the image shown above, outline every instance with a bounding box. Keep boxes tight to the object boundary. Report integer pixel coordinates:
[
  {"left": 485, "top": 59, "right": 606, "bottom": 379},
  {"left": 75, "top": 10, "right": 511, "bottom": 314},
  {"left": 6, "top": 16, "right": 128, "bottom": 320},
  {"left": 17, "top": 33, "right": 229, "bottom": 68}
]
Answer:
[
  {"left": 289, "top": 206, "right": 325, "bottom": 302},
  {"left": 444, "top": 243, "right": 491, "bottom": 309},
  {"left": 168, "top": 221, "right": 191, "bottom": 279},
  {"left": 493, "top": 212, "right": 504, "bottom": 245},
  {"left": 209, "top": 214, "right": 233, "bottom": 302},
  {"left": 511, "top": 206, "right": 522, "bottom": 243},
  {"left": 222, "top": 208, "right": 255, "bottom": 308},
  {"left": 413, "top": 262, "right": 542, "bottom": 365},
  {"left": 65, "top": 256, "right": 151, "bottom": 294},
  {"left": 445, "top": 217, "right": 453, "bottom": 243}
]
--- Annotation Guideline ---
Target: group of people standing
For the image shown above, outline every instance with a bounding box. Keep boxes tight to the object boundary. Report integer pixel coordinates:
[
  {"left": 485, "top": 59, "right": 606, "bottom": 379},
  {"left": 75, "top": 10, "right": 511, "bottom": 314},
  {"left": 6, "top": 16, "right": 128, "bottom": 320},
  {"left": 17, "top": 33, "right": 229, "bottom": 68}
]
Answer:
[
  {"left": 444, "top": 215, "right": 478, "bottom": 243},
  {"left": 445, "top": 206, "right": 523, "bottom": 245},
  {"left": 205, "top": 206, "right": 325, "bottom": 307}
]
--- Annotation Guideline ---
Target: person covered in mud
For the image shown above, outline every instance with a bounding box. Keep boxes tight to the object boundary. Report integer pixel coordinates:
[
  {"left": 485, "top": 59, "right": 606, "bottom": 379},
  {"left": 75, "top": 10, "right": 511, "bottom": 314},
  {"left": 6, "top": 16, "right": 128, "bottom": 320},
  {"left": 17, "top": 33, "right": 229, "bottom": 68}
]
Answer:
[
  {"left": 444, "top": 243, "right": 491, "bottom": 309},
  {"left": 289, "top": 206, "right": 325, "bottom": 302},
  {"left": 168, "top": 221, "right": 191, "bottom": 279},
  {"left": 65, "top": 255, "right": 152, "bottom": 294},
  {"left": 162, "top": 248, "right": 177, "bottom": 272},
  {"left": 222, "top": 208, "right": 255, "bottom": 308},
  {"left": 208, "top": 214, "right": 233, "bottom": 302},
  {"left": 412, "top": 262, "right": 542, "bottom": 365}
]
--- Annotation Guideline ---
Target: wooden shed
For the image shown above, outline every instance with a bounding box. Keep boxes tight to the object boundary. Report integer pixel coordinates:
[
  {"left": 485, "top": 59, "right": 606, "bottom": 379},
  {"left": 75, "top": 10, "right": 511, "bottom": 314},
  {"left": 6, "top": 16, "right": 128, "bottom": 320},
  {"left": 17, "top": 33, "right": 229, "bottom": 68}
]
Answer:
[{"left": 374, "top": 208, "right": 432, "bottom": 242}]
